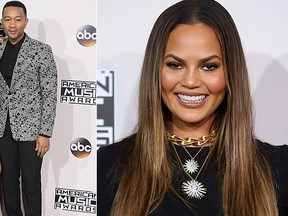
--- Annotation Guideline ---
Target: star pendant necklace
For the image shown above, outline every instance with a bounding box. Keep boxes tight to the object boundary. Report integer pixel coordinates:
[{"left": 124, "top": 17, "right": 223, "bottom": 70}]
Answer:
[
  {"left": 171, "top": 143, "right": 212, "bottom": 199},
  {"left": 182, "top": 145, "right": 204, "bottom": 175}
]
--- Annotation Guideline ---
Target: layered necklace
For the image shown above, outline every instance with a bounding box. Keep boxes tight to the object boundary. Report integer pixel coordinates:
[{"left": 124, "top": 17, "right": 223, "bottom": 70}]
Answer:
[{"left": 167, "top": 131, "right": 216, "bottom": 199}]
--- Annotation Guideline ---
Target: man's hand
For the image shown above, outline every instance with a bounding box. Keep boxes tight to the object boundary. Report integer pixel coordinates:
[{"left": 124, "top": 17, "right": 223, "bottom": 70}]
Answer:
[
  {"left": 35, "top": 136, "right": 50, "bottom": 158},
  {"left": 0, "top": 37, "right": 4, "bottom": 44}
]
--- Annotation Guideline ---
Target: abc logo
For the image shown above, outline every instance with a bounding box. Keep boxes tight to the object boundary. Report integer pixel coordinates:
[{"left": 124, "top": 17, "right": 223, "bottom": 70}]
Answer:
[
  {"left": 70, "top": 137, "right": 92, "bottom": 158},
  {"left": 76, "top": 25, "right": 96, "bottom": 47}
]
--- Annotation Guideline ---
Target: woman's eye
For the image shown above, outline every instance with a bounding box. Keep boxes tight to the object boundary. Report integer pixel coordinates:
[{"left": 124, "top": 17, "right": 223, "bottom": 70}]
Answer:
[
  {"left": 202, "top": 63, "right": 218, "bottom": 71},
  {"left": 166, "top": 62, "right": 183, "bottom": 69}
]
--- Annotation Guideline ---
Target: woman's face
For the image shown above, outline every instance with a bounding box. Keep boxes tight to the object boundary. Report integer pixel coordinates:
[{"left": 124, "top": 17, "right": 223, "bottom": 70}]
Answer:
[{"left": 161, "top": 23, "right": 226, "bottom": 136}]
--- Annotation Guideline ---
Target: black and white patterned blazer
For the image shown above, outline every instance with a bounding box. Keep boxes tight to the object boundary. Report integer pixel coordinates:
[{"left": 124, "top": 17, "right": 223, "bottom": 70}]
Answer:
[{"left": 0, "top": 34, "right": 57, "bottom": 141}]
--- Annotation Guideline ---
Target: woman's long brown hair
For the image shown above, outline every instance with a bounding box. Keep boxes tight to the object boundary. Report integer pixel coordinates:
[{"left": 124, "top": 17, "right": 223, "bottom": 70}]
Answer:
[{"left": 110, "top": 0, "right": 278, "bottom": 215}]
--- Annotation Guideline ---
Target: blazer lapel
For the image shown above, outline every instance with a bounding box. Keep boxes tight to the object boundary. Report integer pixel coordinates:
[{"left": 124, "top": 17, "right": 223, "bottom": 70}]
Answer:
[
  {"left": 10, "top": 35, "right": 32, "bottom": 91},
  {"left": 0, "top": 40, "right": 9, "bottom": 91}
]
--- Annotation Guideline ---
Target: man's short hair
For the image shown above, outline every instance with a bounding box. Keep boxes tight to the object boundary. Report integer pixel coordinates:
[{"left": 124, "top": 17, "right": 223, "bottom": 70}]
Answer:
[{"left": 2, "top": 1, "right": 27, "bottom": 17}]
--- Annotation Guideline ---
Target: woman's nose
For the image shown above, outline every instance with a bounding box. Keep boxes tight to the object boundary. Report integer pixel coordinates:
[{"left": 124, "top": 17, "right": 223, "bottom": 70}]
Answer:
[{"left": 180, "top": 68, "right": 202, "bottom": 88}]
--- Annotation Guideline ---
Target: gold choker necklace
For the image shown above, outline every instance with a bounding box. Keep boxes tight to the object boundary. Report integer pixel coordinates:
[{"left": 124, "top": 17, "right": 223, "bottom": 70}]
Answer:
[{"left": 166, "top": 130, "right": 217, "bottom": 147}]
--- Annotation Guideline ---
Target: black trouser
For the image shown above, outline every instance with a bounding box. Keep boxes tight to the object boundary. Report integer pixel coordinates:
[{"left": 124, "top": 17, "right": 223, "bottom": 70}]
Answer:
[{"left": 0, "top": 119, "right": 42, "bottom": 216}]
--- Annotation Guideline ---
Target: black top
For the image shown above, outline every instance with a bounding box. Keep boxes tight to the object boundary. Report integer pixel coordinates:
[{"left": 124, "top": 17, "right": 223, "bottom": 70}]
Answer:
[
  {"left": 0, "top": 34, "right": 25, "bottom": 87},
  {"left": 97, "top": 138, "right": 288, "bottom": 216}
]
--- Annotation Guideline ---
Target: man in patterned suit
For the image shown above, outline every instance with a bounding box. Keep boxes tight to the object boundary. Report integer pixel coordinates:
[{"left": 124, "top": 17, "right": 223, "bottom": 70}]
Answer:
[{"left": 0, "top": 1, "right": 57, "bottom": 215}]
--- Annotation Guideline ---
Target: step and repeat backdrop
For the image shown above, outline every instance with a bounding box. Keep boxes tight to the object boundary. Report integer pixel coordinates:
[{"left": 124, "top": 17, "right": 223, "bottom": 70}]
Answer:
[
  {"left": 0, "top": 0, "right": 96, "bottom": 215},
  {"left": 97, "top": 0, "right": 288, "bottom": 149}
]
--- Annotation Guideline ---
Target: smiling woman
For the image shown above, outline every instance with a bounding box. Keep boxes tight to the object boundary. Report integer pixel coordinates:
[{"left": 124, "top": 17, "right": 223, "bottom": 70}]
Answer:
[
  {"left": 162, "top": 23, "right": 226, "bottom": 138},
  {"left": 97, "top": 0, "right": 288, "bottom": 216}
]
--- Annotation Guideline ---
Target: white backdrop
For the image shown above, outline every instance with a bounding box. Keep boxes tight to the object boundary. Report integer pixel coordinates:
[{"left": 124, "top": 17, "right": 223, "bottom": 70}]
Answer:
[
  {"left": 0, "top": 0, "right": 96, "bottom": 215},
  {"left": 98, "top": 0, "right": 288, "bottom": 146}
]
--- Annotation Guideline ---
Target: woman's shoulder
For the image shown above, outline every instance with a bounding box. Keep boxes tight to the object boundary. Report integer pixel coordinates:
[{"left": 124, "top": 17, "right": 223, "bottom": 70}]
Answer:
[
  {"left": 97, "top": 138, "right": 127, "bottom": 159},
  {"left": 97, "top": 135, "right": 135, "bottom": 179},
  {"left": 97, "top": 136, "right": 136, "bottom": 215},
  {"left": 257, "top": 139, "right": 288, "bottom": 160},
  {"left": 258, "top": 139, "right": 288, "bottom": 212},
  {"left": 97, "top": 135, "right": 134, "bottom": 160},
  {"left": 257, "top": 139, "right": 288, "bottom": 170}
]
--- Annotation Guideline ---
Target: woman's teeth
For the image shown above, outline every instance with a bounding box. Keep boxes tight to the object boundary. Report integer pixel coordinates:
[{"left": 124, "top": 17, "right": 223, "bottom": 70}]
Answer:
[{"left": 178, "top": 94, "right": 206, "bottom": 103}]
